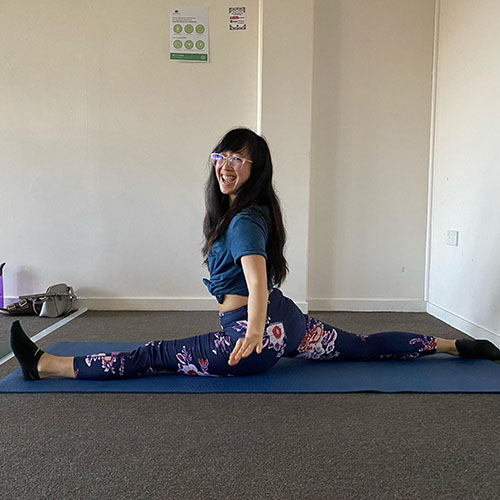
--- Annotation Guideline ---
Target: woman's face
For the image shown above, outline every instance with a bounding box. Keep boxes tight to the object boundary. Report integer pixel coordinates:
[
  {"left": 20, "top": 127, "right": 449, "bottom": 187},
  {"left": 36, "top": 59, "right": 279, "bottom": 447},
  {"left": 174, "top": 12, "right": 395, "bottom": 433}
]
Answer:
[{"left": 215, "top": 146, "right": 252, "bottom": 204}]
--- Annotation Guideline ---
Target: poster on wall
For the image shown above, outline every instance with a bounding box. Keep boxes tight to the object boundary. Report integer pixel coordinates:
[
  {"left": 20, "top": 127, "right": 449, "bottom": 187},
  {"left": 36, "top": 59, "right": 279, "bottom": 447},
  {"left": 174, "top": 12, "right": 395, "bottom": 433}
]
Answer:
[
  {"left": 229, "top": 7, "right": 246, "bottom": 30},
  {"left": 170, "top": 7, "right": 209, "bottom": 62}
]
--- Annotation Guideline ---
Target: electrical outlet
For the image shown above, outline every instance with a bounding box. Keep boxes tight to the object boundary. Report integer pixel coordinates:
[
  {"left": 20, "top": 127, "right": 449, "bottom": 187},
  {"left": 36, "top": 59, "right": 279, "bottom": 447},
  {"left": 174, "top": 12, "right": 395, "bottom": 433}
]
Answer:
[{"left": 446, "top": 230, "right": 459, "bottom": 246}]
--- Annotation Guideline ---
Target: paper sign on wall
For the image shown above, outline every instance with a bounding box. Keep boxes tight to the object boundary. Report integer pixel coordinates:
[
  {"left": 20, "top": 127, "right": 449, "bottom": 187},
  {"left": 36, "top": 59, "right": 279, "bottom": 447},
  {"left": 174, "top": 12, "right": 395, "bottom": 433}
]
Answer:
[
  {"left": 170, "top": 7, "right": 209, "bottom": 62},
  {"left": 229, "top": 7, "right": 246, "bottom": 30}
]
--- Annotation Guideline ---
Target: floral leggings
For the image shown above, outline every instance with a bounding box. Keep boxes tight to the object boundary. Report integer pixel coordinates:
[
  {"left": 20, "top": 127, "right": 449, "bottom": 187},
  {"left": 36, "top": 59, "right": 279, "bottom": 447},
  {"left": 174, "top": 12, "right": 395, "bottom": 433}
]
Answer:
[{"left": 72, "top": 288, "right": 438, "bottom": 379}]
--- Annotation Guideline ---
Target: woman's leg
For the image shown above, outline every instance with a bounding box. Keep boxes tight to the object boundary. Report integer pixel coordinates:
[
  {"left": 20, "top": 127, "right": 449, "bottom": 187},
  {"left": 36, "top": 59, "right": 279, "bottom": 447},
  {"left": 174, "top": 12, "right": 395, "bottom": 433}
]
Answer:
[
  {"left": 436, "top": 338, "right": 459, "bottom": 355},
  {"left": 38, "top": 353, "right": 75, "bottom": 379},
  {"left": 71, "top": 330, "right": 236, "bottom": 379},
  {"left": 28, "top": 332, "right": 241, "bottom": 380},
  {"left": 11, "top": 318, "right": 240, "bottom": 380},
  {"left": 39, "top": 320, "right": 298, "bottom": 380},
  {"left": 288, "top": 314, "right": 443, "bottom": 361},
  {"left": 70, "top": 288, "right": 304, "bottom": 380}
]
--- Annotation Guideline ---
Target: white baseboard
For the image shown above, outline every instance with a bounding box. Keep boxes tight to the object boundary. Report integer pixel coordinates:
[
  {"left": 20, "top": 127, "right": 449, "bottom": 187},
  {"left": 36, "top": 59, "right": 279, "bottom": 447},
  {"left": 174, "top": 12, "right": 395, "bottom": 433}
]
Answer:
[{"left": 426, "top": 301, "right": 500, "bottom": 347}]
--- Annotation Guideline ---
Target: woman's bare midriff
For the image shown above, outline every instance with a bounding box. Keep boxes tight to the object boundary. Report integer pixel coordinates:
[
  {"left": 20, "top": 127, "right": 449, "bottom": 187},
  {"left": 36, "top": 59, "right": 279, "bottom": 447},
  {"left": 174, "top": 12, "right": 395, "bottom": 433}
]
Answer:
[
  {"left": 218, "top": 290, "right": 272, "bottom": 314},
  {"left": 218, "top": 294, "right": 249, "bottom": 314}
]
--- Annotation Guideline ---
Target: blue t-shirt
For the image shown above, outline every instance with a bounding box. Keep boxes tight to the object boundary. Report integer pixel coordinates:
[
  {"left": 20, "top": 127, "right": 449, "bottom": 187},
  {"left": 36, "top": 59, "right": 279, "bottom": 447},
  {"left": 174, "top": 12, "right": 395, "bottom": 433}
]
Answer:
[{"left": 202, "top": 205, "right": 274, "bottom": 304}]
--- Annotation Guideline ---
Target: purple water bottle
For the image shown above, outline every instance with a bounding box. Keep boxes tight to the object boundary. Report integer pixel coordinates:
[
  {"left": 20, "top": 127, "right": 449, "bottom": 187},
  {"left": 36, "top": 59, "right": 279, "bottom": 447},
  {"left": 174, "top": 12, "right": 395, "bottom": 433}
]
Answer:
[{"left": 0, "top": 263, "right": 5, "bottom": 309}]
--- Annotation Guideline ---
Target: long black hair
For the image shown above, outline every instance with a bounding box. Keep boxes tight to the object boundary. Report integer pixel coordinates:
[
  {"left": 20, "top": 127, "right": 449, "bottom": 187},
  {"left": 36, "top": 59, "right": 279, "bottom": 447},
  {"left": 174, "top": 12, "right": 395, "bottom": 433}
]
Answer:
[{"left": 201, "top": 127, "right": 289, "bottom": 288}]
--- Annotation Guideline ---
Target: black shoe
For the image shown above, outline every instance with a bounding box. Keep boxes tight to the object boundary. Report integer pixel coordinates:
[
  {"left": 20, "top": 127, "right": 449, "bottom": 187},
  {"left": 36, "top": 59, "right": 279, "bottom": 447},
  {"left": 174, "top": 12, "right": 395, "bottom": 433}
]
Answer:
[
  {"left": 10, "top": 320, "right": 44, "bottom": 380},
  {"left": 0, "top": 298, "right": 37, "bottom": 316},
  {"left": 455, "top": 338, "right": 500, "bottom": 360}
]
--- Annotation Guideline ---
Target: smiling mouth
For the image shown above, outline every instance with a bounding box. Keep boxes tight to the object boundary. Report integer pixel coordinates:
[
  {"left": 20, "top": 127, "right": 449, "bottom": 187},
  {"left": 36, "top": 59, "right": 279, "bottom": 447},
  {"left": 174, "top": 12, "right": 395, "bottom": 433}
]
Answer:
[{"left": 221, "top": 174, "right": 236, "bottom": 185}]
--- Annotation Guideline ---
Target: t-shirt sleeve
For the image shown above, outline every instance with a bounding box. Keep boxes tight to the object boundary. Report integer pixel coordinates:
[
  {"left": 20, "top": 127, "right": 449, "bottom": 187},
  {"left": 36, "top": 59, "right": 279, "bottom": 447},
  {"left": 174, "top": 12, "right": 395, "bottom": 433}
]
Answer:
[{"left": 230, "top": 213, "right": 268, "bottom": 267}]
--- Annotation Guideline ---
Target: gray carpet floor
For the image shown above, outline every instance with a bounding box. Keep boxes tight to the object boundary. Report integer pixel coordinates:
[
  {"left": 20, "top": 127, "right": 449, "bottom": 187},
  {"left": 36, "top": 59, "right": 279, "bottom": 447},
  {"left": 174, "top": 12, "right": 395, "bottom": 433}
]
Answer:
[{"left": 1, "top": 310, "right": 499, "bottom": 500}]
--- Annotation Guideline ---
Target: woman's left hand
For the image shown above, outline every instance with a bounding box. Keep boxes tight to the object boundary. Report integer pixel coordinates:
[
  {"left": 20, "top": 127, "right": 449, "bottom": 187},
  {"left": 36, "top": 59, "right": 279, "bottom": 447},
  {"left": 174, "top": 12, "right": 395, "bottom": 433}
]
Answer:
[{"left": 228, "top": 333, "right": 264, "bottom": 366}]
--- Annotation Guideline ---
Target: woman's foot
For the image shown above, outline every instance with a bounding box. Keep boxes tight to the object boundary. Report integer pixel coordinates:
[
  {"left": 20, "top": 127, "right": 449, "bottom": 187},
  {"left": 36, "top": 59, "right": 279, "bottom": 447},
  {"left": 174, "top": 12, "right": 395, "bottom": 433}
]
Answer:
[
  {"left": 10, "top": 320, "right": 44, "bottom": 380},
  {"left": 10, "top": 320, "right": 76, "bottom": 379},
  {"left": 455, "top": 338, "right": 500, "bottom": 360}
]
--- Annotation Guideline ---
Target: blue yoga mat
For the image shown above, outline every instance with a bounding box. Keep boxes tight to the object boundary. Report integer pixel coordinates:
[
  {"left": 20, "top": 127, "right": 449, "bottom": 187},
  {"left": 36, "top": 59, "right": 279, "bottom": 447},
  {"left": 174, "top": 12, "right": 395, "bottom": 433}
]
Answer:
[{"left": 1, "top": 341, "right": 500, "bottom": 393}]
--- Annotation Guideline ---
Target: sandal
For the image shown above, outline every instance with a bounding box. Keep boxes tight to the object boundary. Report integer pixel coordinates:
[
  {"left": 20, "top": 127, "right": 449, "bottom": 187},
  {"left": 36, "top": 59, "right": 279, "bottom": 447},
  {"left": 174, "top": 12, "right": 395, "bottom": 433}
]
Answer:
[{"left": 0, "top": 298, "right": 38, "bottom": 316}]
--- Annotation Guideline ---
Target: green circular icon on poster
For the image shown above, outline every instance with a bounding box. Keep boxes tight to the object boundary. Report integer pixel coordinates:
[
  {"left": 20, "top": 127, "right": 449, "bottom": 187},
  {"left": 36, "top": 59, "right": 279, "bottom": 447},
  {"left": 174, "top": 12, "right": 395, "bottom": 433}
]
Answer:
[
  {"left": 196, "top": 24, "right": 205, "bottom": 34},
  {"left": 195, "top": 40, "right": 205, "bottom": 50},
  {"left": 184, "top": 40, "right": 194, "bottom": 49},
  {"left": 173, "top": 24, "right": 182, "bottom": 34},
  {"left": 201, "top": 55, "right": 206, "bottom": 60},
  {"left": 184, "top": 24, "right": 194, "bottom": 34},
  {"left": 173, "top": 40, "right": 182, "bottom": 49}
]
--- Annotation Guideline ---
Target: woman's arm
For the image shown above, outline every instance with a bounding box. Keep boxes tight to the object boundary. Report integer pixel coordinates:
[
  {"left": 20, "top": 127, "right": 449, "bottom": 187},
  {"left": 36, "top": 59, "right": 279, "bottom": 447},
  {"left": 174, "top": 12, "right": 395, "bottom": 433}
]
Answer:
[
  {"left": 240, "top": 254, "right": 269, "bottom": 336},
  {"left": 227, "top": 254, "right": 268, "bottom": 366}
]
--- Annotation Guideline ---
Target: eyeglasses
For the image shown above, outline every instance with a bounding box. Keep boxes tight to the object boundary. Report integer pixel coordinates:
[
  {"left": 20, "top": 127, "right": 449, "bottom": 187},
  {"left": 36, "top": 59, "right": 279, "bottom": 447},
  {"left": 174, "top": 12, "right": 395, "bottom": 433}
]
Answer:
[{"left": 210, "top": 153, "right": 253, "bottom": 171}]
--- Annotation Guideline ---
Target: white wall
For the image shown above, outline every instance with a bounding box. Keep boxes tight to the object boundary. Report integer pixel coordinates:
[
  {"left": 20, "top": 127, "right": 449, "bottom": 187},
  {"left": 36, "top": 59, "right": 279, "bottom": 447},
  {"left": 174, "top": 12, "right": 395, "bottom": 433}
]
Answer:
[
  {"left": 3, "top": 0, "right": 498, "bottom": 345},
  {"left": 308, "top": 0, "right": 435, "bottom": 311},
  {"left": 261, "top": 0, "right": 313, "bottom": 305},
  {"left": 427, "top": 0, "right": 500, "bottom": 344},
  {"left": 1, "top": 0, "right": 312, "bottom": 311}
]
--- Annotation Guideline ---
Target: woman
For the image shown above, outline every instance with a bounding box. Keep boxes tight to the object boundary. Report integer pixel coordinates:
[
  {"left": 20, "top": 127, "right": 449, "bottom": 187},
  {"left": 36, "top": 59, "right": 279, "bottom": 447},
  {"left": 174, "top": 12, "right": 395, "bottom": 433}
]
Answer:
[{"left": 10, "top": 127, "right": 500, "bottom": 380}]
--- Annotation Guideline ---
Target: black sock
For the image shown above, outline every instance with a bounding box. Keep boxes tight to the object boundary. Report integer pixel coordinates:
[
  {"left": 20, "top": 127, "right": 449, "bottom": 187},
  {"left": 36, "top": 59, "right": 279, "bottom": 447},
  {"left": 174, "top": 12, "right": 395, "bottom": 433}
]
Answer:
[
  {"left": 455, "top": 339, "right": 500, "bottom": 360},
  {"left": 10, "top": 320, "right": 44, "bottom": 380}
]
